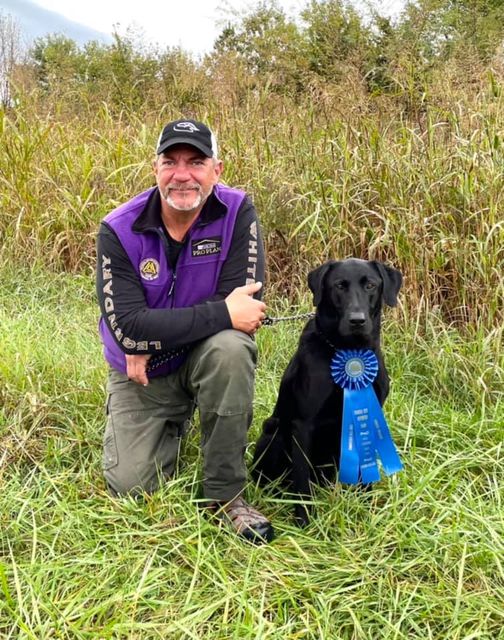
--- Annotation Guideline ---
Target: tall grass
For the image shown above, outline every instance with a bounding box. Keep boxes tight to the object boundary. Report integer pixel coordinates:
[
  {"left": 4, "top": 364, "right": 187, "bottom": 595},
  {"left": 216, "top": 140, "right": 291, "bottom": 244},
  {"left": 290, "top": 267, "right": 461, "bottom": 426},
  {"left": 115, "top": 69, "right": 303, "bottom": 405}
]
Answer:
[{"left": 1, "top": 68, "right": 503, "bottom": 328}]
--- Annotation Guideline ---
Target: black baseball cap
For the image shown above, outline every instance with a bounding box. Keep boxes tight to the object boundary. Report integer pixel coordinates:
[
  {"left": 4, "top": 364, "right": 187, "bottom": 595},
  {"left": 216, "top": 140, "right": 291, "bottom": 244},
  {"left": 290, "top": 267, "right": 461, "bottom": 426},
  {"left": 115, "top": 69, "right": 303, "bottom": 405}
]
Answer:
[{"left": 156, "top": 119, "right": 218, "bottom": 158}]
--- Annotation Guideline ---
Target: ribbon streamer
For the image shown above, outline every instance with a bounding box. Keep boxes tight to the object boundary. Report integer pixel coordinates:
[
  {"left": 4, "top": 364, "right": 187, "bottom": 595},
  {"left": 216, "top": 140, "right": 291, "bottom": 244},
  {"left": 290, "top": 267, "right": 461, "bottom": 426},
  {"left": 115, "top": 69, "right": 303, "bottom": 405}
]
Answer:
[{"left": 330, "top": 349, "right": 403, "bottom": 485}]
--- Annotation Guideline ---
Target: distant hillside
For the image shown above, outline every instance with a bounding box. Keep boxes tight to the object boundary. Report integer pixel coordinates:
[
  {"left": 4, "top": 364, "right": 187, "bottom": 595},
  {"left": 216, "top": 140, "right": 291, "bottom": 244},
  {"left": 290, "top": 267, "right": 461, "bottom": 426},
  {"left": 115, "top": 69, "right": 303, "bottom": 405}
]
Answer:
[{"left": 0, "top": 0, "right": 113, "bottom": 46}]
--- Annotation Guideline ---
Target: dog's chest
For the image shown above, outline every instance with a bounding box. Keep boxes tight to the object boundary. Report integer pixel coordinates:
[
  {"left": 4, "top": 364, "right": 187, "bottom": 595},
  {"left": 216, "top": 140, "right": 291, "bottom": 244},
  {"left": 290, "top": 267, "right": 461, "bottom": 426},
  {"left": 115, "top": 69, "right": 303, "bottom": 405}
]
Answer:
[{"left": 314, "top": 385, "right": 344, "bottom": 425}]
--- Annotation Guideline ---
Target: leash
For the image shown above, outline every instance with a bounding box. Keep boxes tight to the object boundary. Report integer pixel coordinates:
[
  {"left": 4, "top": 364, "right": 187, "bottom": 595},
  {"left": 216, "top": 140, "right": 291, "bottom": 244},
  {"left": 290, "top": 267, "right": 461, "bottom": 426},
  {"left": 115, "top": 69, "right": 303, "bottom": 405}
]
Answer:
[
  {"left": 146, "top": 346, "right": 189, "bottom": 372},
  {"left": 146, "top": 311, "right": 315, "bottom": 371},
  {"left": 263, "top": 311, "right": 315, "bottom": 325}
]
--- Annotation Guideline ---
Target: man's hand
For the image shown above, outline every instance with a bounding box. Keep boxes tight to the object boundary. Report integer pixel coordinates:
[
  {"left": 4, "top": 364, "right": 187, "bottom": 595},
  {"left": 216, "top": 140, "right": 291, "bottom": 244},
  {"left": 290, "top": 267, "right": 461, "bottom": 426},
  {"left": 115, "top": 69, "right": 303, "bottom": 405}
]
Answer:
[
  {"left": 126, "top": 283, "right": 264, "bottom": 383},
  {"left": 126, "top": 353, "right": 152, "bottom": 386},
  {"left": 225, "top": 282, "right": 266, "bottom": 335}
]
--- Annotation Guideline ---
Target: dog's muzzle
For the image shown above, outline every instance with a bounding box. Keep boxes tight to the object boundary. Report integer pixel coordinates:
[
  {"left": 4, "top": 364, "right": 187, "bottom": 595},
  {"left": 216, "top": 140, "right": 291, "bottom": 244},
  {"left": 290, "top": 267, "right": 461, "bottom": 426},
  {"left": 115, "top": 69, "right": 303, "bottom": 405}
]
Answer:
[
  {"left": 340, "top": 311, "right": 372, "bottom": 337},
  {"left": 349, "top": 312, "right": 366, "bottom": 326}
]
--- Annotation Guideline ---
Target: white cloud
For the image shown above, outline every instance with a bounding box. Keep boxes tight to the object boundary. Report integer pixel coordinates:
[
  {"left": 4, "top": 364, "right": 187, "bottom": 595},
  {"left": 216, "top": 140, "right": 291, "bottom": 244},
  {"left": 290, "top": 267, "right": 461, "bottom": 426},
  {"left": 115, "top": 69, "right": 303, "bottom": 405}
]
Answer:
[
  {"left": 31, "top": 0, "right": 220, "bottom": 53},
  {"left": 30, "top": 0, "right": 404, "bottom": 55},
  {"left": 30, "top": 0, "right": 310, "bottom": 54}
]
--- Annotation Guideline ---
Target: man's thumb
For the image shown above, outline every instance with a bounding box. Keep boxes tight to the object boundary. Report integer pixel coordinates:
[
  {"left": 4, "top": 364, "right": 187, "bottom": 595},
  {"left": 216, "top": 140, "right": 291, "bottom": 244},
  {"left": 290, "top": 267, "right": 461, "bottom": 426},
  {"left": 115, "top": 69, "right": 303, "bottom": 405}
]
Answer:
[{"left": 243, "top": 281, "right": 262, "bottom": 295}]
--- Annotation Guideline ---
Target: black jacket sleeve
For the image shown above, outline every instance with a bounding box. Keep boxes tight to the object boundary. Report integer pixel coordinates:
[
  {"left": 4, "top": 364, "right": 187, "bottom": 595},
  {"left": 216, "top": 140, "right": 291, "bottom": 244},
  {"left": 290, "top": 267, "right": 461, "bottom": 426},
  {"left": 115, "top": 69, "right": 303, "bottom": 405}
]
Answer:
[
  {"left": 96, "top": 197, "right": 265, "bottom": 354},
  {"left": 207, "top": 196, "right": 265, "bottom": 300}
]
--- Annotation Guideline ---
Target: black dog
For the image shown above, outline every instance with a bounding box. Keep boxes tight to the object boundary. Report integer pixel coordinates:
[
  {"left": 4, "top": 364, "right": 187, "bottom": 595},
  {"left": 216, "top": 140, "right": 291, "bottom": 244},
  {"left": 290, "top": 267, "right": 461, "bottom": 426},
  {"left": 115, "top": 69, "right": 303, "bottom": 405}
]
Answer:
[{"left": 252, "top": 259, "right": 402, "bottom": 526}]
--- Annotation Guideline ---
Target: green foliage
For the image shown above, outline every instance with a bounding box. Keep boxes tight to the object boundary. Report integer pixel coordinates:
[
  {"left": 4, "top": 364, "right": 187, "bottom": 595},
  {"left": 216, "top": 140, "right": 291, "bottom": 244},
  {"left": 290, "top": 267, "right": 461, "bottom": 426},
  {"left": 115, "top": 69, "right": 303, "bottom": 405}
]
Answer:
[
  {"left": 27, "top": 31, "right": 203, "bottom": 114},
  {"left": 213, "top": 0, "right": 371, "bottom": 90},
  {"left": 214, "top": 0, "right": 309, "bottom": 94},
  {"left": 31, "top": 33, "right": 83, "bottom": 89},
  {"left": 364, "top": 16, "right": 398, "bottom": 95},
  {"left": 16, "top": 1, "right": 504, "bottom": 113},
  {"left": 302, "top": 0, "right": 369, "bottom": 80},
  {"left": 400, "top": 0, "right": 504, "bottom": 62}
]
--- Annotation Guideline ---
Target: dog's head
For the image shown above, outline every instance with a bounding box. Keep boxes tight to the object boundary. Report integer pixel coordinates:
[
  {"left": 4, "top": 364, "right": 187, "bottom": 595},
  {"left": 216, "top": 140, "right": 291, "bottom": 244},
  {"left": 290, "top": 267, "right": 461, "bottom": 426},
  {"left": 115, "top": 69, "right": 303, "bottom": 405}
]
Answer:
[{"left": 307, "top": 258, "right": 402, "bottom": 344}]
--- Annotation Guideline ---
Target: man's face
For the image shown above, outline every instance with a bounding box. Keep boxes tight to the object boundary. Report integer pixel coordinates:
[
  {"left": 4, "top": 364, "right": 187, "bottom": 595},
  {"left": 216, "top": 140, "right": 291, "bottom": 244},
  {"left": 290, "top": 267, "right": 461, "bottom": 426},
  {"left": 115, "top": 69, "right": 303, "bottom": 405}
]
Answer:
[{"left": 154, "top": 145, "right": 223, "bottom": 214}]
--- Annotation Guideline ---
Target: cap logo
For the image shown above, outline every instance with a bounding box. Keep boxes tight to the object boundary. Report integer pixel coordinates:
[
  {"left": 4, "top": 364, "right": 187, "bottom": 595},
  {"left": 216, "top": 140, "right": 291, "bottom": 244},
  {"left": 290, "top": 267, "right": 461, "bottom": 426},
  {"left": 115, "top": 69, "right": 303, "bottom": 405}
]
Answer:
[
  {"left": 173, "top": 122, "right": 200, "bottom": 133},
  {"left": 139, "top": 258, "right": 160, "bottom": 281}
]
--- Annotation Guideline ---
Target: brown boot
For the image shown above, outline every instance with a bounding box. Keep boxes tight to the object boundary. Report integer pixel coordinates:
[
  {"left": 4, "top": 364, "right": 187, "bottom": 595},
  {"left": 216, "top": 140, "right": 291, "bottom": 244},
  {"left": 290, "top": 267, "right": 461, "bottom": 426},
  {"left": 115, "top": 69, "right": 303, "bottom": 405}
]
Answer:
[{"left": 206, "top": 496, "right": 274, "bottom": 544}]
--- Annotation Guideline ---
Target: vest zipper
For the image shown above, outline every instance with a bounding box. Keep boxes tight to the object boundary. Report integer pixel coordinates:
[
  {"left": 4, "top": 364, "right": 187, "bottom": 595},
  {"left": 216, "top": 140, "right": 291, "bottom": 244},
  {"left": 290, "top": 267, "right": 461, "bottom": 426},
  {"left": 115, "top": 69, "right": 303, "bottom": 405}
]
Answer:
[
  {"left": 168, "top": 272, "right": 177, "bottom": 297},
  {"left": 156, "top": 226, "right": 178, "bottom": 302}
]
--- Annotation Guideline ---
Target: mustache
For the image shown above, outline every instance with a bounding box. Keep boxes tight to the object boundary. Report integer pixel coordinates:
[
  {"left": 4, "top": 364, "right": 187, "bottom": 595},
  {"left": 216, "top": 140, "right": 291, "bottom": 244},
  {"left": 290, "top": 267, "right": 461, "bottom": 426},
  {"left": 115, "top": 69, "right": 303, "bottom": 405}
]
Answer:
[{"left": 167, "top": 183, "right": 201, "bottom": 191}]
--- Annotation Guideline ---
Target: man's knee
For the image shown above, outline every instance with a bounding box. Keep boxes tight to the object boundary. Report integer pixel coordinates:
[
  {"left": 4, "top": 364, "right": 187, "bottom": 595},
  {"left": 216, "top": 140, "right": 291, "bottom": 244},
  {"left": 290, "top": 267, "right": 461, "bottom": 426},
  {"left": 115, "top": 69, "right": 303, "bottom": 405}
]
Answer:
[
  {"left": 103, "top": 373, "right": 187, "bottom": 497},
  {"left": 188, "top": 330, "right": 257, "bottom": 413},
  {"left": 103, "top": 419, "right": 176, "bottom": 497},
  {"left": 104, "top": 462, "right": 164, "bottom": 497},
  {"left": 201, "top": 330, "right": 257, "bottom": 373}
]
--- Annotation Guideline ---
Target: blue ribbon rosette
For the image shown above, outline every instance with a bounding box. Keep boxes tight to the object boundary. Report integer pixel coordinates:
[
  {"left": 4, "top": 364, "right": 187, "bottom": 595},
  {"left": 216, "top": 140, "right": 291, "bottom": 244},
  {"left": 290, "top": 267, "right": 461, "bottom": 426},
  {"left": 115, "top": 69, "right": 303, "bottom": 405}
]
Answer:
[{"left": 330, "top": 349, "right": 403, "bottom": 485}]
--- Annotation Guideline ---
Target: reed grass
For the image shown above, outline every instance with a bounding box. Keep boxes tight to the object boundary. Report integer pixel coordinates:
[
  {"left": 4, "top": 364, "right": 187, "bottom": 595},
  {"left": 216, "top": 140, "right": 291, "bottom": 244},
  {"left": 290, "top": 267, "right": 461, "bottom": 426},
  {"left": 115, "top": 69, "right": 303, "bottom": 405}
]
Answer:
[{"left": 1, "top": 68, "right": 503, "bottom": 328}]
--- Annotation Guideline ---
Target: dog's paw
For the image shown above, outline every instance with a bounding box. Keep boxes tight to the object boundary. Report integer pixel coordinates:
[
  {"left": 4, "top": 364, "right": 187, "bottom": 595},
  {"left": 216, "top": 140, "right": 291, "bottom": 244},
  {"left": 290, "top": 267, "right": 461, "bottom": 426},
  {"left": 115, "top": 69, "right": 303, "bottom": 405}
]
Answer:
[{"left": 294, "top": 504, "right": 310, "bottom": 528}]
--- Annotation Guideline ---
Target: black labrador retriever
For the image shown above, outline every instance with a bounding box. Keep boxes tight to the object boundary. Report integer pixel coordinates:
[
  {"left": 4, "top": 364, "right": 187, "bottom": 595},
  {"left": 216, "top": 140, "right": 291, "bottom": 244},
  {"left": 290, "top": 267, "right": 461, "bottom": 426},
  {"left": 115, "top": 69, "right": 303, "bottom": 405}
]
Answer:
[{"left": 252, "top": 258, "right": 402, "bottom": 526}]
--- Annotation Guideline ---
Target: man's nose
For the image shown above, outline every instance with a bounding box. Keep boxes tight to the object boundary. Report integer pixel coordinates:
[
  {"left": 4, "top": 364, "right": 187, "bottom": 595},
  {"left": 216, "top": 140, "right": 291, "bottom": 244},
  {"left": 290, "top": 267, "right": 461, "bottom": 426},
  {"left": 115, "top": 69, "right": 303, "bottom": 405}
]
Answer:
[{"left": 172, "top": 163, "right": 191, "bottom": 180}]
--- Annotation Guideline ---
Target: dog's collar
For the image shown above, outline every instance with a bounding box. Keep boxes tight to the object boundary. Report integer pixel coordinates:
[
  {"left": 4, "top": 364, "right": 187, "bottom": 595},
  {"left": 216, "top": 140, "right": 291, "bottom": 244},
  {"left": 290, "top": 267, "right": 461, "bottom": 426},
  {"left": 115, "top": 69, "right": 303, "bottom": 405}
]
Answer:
[
  {"left": 316, "top": 328, "right": 377, "bottom": 354},
  {"left": 316, "top": 329, "right": 338, "bottom": 351}
]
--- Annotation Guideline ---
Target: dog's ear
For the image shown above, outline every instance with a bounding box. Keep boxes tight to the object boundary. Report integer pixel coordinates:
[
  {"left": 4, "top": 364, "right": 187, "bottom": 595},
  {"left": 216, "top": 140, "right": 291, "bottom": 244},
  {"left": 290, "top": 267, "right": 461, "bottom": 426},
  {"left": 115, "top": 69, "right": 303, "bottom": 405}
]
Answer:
[
  {"left": 372, "top": 261, "right": 403, "bottom": 307},
  {"left": 308, "top": 261, "right": 336, "bottom": 306}
]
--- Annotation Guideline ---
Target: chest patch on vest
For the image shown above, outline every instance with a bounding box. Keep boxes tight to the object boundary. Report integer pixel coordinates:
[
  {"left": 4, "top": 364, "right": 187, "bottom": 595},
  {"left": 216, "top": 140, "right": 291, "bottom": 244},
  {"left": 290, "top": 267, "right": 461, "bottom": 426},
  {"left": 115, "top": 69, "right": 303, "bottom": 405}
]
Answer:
[
  {"left": 139, "top": 258, "right": 160, "bottom": 280},
  {"left": 191, "top": 237, "right": 222, "bottom": 257}
]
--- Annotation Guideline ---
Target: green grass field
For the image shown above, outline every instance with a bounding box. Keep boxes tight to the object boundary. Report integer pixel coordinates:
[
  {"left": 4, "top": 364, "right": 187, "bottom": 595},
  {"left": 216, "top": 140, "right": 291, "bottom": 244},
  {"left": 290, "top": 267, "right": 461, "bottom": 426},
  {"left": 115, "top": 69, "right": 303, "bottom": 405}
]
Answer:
[{"left": 1, "top": 269, "right": 502, "bottom": 639}]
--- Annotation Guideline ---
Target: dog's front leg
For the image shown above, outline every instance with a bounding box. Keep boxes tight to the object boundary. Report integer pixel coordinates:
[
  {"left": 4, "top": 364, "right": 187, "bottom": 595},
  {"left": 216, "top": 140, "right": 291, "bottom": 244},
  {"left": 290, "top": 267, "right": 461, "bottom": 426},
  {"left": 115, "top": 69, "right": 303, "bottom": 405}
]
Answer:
[{"left": 291, "top": 422, "right": 314, "bottom": 527}]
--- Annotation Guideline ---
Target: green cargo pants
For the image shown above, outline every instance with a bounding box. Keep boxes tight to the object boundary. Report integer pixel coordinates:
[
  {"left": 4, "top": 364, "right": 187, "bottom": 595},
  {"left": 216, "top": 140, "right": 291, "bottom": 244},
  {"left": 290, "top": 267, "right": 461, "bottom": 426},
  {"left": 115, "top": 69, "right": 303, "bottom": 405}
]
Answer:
[{"left": 103, "top": 330, "right": 257, "bottom": 501}]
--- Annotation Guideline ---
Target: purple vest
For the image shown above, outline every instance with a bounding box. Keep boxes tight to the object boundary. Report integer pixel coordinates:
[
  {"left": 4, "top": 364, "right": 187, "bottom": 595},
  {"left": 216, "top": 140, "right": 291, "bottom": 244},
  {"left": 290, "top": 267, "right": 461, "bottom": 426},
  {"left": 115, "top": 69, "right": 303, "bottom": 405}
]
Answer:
[{"left": 99, "top": 184, "right": 246, "bottom": 376}]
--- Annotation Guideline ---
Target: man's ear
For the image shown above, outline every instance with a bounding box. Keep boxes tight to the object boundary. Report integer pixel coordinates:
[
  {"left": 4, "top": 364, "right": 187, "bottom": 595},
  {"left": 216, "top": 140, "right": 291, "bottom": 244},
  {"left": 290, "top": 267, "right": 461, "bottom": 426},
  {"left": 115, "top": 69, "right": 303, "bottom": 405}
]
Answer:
[
  {"left": 308, "top": 261, "right": 337, "bottom": 306},
  {"left": 213, "top": 159, "right": 224, "bottom": 182},
  {"left": 372, "top": 261, "right": 403, "bottom": 307}
]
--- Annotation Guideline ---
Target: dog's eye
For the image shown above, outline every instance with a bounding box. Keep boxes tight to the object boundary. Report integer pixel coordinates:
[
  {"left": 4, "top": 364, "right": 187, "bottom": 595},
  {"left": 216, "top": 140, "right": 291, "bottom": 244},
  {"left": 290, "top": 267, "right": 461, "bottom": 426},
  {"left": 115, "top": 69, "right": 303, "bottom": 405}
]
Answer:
[
  {"left": 335, "top": 281, "right": 346, "bottom": 290},
  {"left": 365, "top": 281, "right": 377, "bottom": 290}
]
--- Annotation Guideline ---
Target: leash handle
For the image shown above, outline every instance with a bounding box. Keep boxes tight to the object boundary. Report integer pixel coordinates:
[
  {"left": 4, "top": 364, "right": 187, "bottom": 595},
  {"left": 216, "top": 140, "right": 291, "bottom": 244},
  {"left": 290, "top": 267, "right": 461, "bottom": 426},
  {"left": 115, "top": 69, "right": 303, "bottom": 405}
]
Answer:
[{"left": 146, "top": 346, "right": 189, "bottom": 372}]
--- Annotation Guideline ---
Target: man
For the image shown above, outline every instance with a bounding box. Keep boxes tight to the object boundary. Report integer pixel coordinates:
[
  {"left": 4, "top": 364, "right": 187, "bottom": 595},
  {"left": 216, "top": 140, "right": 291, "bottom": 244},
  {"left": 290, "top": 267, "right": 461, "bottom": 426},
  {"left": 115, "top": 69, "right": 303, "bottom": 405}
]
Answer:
[{"left": 96, "top": 119, "right": 273, "bottom": 543}]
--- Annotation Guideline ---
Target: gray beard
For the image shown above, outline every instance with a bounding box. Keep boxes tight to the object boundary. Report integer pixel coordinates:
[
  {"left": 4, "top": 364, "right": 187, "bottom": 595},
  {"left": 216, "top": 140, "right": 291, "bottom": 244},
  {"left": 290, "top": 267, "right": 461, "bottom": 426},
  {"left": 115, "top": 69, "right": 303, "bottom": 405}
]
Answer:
[
  {"left": 161, "top": 185, "right": 213, "bottom": 212},
  {"left": 164, "top": 191, "right": 203, "bottom": 212}
]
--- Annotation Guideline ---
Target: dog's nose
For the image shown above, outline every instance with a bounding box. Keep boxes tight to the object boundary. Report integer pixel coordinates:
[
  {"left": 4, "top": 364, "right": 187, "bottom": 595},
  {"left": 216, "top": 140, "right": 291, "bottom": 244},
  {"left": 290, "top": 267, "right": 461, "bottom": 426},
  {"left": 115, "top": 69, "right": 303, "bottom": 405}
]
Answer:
[{"left": 349, "top": 312, "right": 366, "bottom": 326}]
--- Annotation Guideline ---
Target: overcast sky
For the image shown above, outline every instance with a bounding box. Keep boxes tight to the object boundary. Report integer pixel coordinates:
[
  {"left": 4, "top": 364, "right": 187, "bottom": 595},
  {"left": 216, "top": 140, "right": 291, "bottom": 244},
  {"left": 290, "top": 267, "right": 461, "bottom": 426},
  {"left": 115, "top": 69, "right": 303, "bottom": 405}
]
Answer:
[{"left": 3, "top": 0, "right": 405, "bottom": 56}]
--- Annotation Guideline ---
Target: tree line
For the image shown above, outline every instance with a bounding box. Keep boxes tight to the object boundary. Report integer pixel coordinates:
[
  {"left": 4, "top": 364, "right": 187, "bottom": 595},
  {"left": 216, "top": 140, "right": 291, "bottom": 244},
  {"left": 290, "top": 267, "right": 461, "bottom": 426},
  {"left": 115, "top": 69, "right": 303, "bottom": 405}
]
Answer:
[{"left": 2, "top": 0, "right": 504, "bottom": 112}]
